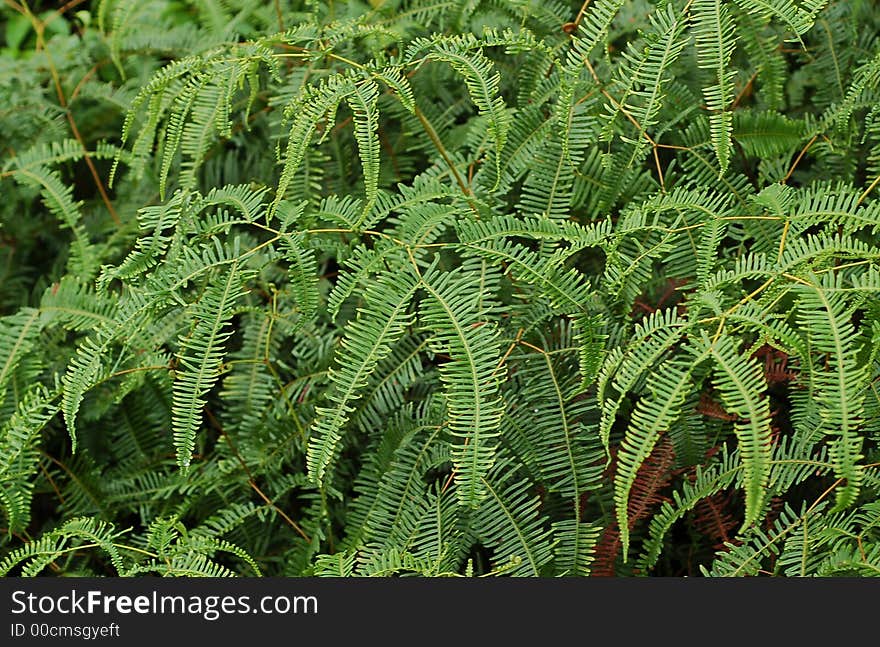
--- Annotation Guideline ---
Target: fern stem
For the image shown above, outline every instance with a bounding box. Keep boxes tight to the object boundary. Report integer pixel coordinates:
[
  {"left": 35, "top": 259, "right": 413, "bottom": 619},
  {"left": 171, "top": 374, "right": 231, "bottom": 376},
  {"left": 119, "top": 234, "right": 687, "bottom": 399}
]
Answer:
[
  {"left": 43, "top": 0, "right": 88, "bottom": 27},
  {"left": 18, "top": 1, "right": 121, "bottom": 228}
]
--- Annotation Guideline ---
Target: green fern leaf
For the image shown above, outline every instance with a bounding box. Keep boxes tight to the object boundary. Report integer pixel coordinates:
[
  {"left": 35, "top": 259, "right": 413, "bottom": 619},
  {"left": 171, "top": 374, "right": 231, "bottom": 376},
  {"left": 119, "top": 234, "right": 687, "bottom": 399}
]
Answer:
[
  {"left": 692, "top": 0, "right": 738, "bottom": 174},
  {"left": 795, "top": 274, "right": 868, "bottom": 510},
  {"left": 0, "top": 385, "right": 58, "bottom": 533},
  {"left": 172, "top": 264, "right": 250, "bottom": 469}
]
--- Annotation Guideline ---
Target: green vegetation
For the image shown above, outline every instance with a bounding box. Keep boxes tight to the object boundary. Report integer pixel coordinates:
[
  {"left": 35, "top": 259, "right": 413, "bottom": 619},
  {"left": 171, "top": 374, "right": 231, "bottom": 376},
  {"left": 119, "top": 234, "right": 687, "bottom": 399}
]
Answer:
[{"left": 1, "top": 0, "right": 879, "bottom": 577}]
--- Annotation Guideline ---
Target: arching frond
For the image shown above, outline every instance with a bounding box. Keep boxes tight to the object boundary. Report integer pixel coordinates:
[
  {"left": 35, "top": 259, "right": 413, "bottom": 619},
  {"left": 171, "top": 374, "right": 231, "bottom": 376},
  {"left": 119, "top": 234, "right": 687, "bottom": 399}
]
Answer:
[{"left": 420, "top": 261, "right": 504, "bottom": 507}]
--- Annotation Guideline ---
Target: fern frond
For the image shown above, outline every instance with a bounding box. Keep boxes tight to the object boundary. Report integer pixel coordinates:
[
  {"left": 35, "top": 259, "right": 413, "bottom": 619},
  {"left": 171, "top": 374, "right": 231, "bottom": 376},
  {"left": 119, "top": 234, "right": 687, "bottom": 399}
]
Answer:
[
  {"left": 413, "top": 37, "right": 511, "bottom": 184},
  {"left": 61, "top": 332, "right": 116, "bottom": 452},
  {"left": 614, "top": 352, "right": 702, "bottom": 560},
  {"left": 0, "top": 385, "right": 58, "bottom": 533},
  {"left": 564, "top": 0, "right": 625, "bottom": 73},
  {"left": 598, "top": 308, "right": 687, "bottom": 452},
  {"left": 280, "top": 232, "right": 319, "bottom": 328},
  {"left": 353, "top": 416, "right": 449, "bottom": 553},
  {"left": 8, "top": 164, "right": 96, "bottom": 278},
  {"left": 346, "top": 77, "right": 382, "bottom": 224},
  {"left": 795, "top": 274, "right": 868, "bottom": 510},
  {"left": 733, "top": 0, "right": 818, "bottom": 37},
  {"left": 609, "top": 5, "right": 688, "bottom": 168},
  {"left": 0, "top": 309, "right": 42, "bottom": 405},
  {"left": 474, "top": 459, "right": 555, "bottom": 576},
  {"left": 638, "top": 445, "right": 742, "bottom": 571},
  {"left": 0, "top": 517, "right": 125, "bottom": 576}
]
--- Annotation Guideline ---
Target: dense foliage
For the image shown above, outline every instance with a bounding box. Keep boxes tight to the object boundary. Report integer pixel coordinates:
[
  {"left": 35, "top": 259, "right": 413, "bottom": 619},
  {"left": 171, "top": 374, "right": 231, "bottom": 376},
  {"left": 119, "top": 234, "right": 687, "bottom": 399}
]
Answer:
[{"left": 1, "top": 0, "right": 879, "bottom": 577}]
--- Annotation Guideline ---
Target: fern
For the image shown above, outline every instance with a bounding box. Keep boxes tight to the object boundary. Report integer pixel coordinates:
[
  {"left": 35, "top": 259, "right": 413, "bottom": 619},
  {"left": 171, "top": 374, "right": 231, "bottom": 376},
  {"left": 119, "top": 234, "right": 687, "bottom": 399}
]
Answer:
[
  {"left": 420, "top": 260, "right": 504, "bottom": 508},
  {"left": 0, "top": 385, "right": 58, "bottom": 534},
  {"left": 473, "top": 458, "right": 555, "bottom": 577},
  {"left": 307, "top": 270, "right": 420, "bottom": 485},
  {"left": 172, "top": 263, "right": 250, "bottom": 469},
  {"left": 614, "top": 353, "right": 701, "bottom": 559},
  {"left": 409, "top": 36, "right": 511, "bottom": 184},
  {"left": 2, "top": 0, "right": 880, "bottom": 580}
]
